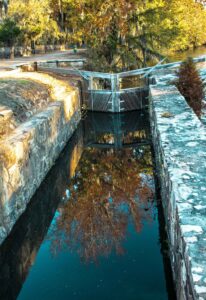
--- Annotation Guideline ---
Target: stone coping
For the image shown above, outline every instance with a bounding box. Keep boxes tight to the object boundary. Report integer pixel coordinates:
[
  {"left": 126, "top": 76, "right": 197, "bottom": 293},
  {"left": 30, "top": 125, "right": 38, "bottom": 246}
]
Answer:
[
  {"left": 150, "top": 83, "right": 206, "bottom": 299},
  {"left": 0, "top": 75, "right": 81, "bottom": 245}
]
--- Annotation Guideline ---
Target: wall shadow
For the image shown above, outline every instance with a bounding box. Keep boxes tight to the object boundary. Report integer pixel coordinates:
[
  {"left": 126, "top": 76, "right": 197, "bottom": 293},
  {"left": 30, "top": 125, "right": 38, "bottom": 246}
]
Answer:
[
  {"left": 0, "top": 110, "right": 175, "bottom": 300},
  {"left": 0, "top": 125, "right": 83, "bottom": 300}
]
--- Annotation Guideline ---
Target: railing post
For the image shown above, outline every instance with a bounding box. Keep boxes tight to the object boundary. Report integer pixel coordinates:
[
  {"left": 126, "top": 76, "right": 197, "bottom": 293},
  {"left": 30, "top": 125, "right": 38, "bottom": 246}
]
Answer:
[
  {"left": 111, "top": 74, "right": 120, "bottom": 113},
  {"left": 33, "top": 61, "right": 38, "bottom": 71},
  {"left": 89, "top": 76, "right": 94, "bottom": 110},
  {"left": 116, "top": 74, "right": 120, "bottom": 112},
  {"left": 89, "top": 76, "right": 94, "bottom": 90}
]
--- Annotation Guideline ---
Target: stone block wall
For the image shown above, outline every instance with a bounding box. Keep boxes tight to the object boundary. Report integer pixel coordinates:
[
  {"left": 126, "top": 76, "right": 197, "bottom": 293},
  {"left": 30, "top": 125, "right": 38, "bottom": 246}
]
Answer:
[
  {"left": 0, "top": 87, "right": 81, "bottom": 245},
  {"left": 150, "top": 84, "right": 206, "bottom": 300},
  {"left": 0, "top": 106, "right": 16, "bottom": 135},
  {"left": 0, "top": 125, "right": 84, "bottom": 300}
]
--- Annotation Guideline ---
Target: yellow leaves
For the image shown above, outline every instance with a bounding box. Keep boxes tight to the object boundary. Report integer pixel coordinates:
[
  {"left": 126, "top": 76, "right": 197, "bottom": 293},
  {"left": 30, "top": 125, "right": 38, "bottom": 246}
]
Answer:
[
  {"left": 165, "top": 0, "right": 206, "bottom": 50},
  {"left": 7, "top": 0, "right": 206, "bottom": 69},
  {"left": 161, "top": 112, "right": 174, "bottom": 118},
  {"left": 8, "top": 0, "right": 59, "bottom": 42}
]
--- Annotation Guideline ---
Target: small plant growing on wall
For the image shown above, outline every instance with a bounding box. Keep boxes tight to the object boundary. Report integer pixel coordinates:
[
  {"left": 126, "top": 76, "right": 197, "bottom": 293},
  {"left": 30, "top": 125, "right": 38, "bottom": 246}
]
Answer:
[{"left": 176, "top": 57, "right": 204, "bottom": 117}]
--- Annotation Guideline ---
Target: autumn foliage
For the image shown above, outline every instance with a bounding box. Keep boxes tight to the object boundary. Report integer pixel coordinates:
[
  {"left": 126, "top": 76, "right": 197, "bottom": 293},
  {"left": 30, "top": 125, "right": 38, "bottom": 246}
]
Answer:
[
  {"left": 176, "top": 57, "right": 204, "bottom": 116},
  {"left": 4, "top": 0, "right": 206, "bottom": 71}
]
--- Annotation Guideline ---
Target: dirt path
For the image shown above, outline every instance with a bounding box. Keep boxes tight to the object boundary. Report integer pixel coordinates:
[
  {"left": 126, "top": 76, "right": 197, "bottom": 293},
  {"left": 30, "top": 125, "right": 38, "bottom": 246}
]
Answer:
[{"left": 0, "top": 49, "right": 86, "bottom": 70}]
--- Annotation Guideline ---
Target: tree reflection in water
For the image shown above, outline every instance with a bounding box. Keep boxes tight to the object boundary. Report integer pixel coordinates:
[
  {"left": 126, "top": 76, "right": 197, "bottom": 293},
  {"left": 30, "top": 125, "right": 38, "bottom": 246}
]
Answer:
[{"left": 48, "top": 145, "right": 155, "bottom": 263}]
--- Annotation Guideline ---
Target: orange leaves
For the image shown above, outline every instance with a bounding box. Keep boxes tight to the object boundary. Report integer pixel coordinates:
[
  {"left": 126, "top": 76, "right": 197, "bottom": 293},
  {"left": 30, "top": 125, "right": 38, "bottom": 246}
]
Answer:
[
  {"left": 48, "top": 146, "right": 155, "bottom": 262},
  {"left": 74, "top": 0, "right": 137, "bottom": 46}
]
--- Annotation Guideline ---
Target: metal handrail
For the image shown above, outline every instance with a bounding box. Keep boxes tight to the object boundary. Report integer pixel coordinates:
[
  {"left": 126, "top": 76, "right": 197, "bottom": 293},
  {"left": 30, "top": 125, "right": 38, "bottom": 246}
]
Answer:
[
  {"left": 141, "top": 58, "right": 166, "bottom": 78},
  {"left": 38, "top": 55, "right": 206, "bottom": 79}
]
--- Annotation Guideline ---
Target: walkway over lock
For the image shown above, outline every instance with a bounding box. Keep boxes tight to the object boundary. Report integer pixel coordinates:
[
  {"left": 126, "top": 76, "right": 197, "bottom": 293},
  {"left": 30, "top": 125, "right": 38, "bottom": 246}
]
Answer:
[{"left": 21, "top": 56, "right": 206, "bottom": 113}]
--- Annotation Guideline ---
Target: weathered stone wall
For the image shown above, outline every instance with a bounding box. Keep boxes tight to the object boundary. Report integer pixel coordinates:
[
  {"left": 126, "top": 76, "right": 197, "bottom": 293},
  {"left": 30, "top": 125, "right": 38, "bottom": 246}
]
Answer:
[
  {"left": 0, "top": 106, "right": 16, "bottom": 135},
  {"left": 150, "top": 83, "right": 206, "bottom": 300},
  {"left": 0, "top": 85, "right": 81, "bottom": 245},
  {"left": 0, "top": 125, "right": 84, "bottom": 300}
]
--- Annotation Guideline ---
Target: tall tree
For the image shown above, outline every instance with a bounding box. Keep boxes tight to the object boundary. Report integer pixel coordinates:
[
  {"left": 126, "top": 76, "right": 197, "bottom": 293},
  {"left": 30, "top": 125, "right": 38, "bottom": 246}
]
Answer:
[
  {"left": 61, "top": 0, "right": 206, "bottom": 71},
  {"left": 5, "top": 0, "right": 206, "bottom": 68},
  {"left": 8, "top": 0, "right": 60, "bottom": 49},
  {"left": 166, "top": 0, "right": 206, "bottom": 52},
  {"left": 0, "top": 18, "right": 20, "bottom": 58}
]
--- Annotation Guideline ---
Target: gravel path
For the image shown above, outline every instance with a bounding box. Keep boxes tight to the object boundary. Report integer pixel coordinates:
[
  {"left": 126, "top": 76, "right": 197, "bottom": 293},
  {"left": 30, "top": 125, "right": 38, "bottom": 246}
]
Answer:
[{"left": 0, "top": 49, "right": 86, "bottom": 70}]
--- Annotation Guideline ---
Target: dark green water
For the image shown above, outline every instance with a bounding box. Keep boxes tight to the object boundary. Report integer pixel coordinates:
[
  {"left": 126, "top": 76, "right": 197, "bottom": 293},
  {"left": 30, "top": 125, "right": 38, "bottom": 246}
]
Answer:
[
  {"left": 167, "top": 45, "right": 206, "bottom": 62},
  {"left": 0, "top": 112, "right": 175, "bottom": 300}
]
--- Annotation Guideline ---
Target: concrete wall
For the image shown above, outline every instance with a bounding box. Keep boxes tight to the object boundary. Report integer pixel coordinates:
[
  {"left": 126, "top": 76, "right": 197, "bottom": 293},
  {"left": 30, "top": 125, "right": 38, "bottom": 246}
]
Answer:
[
  {"left": 0, "top": 86, "right": 81, "bottom": 246},
  {"left": 150, "top": 83, "right": 206, "bottom": 300}
]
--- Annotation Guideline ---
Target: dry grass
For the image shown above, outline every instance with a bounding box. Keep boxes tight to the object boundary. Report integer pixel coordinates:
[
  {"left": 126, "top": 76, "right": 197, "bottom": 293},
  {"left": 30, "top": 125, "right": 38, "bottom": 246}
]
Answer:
[
  {"left": 0, "top": 69, "right": 78, "bottom": 139},
  {"left": 0, "top": 79, "right": 51, "bottom": 123}
]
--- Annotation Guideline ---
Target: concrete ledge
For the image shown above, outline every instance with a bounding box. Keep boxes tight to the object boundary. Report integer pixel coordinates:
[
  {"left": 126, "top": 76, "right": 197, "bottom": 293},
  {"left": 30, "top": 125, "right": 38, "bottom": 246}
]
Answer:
[
  {"left": 150, "top": 84, "right": 206, "bottom": 300},
  {"left": 0, "top": 89, "right": 81, "bottom": 245}
]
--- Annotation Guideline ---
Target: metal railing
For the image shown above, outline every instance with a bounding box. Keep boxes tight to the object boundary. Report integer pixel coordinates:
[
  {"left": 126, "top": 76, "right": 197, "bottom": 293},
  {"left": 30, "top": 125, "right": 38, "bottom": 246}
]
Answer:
[{"left": 24, "top": 55, "right": 206, "bottom": 112}]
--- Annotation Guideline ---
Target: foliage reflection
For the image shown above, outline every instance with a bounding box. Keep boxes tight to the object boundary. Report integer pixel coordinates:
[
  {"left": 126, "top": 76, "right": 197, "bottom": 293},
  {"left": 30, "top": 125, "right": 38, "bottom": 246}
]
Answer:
[{"left": 48, "top": 145, "right": 155, "bottom": 263}]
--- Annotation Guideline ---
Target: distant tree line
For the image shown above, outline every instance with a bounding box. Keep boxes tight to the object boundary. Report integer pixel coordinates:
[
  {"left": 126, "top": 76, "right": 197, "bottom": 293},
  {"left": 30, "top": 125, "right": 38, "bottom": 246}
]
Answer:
[{"left": 0, "top": 0, "right": 206, "bottom": 69}]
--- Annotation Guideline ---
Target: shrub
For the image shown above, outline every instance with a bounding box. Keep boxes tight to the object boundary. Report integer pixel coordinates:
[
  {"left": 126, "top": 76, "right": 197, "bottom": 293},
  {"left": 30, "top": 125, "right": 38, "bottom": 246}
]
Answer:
[
  {"left": 176, "top": 57, "right": 204, "bottom": 116},
  {"left": 0, "top": 18, "right": 21, "bottom": 58}
]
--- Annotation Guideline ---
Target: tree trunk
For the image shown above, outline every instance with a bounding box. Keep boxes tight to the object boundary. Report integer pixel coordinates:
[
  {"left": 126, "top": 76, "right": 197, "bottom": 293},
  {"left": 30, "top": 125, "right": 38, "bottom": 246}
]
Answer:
[
  {"left": 10, "top": 46, "right": 14, "bottom": 59},
  {"left": 31, "top": 40, "right": 35, "bottom": 54}
]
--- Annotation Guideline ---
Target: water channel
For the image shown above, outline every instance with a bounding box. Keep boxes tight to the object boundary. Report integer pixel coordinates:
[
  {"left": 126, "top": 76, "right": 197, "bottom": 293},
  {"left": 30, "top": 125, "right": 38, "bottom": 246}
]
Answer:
[
  {"left": 0, "top": 111, "right": 176, "bottom": 300},
  {"left": 1, "top": 45, "right": 206, "bottom": 300}
]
